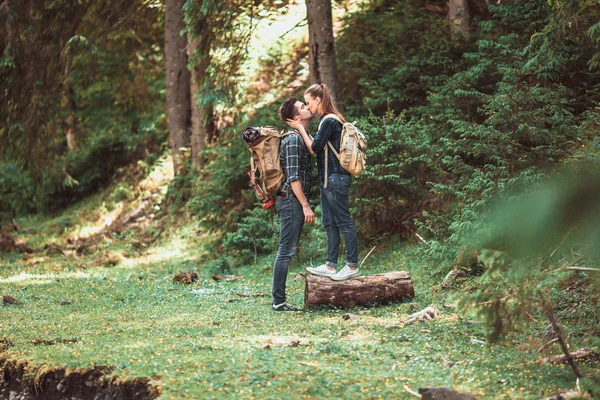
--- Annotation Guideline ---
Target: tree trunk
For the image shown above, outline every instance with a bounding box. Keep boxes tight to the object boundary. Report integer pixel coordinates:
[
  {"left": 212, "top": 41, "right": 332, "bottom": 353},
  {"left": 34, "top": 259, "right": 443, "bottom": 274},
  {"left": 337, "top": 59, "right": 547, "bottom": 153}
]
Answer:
[
  {"left": 305, "top": 0, "right": 340, "bottom": 101},
  {"left": 448, "top": 0, "right": 470, "bottom": 39},
  {"left": 187, "top": 36, "right": 208, "bottom": 167},
  {"left": 61, "top": 48, "right": 79, "bottom": 153},
  {"left": 165, "top": 0, "right": 191, "bottom": 174},
  {"left": 63, "top": 85, "right": 78, "bottom": 153},
  {"left": 304, "top": 271, "right": 415, "bottom": 309}
]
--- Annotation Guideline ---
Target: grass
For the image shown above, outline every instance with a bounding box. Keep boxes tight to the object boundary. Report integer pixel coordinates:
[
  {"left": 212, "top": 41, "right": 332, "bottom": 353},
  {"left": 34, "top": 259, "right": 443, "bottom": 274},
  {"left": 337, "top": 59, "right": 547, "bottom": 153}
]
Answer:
[
  {"left": 1, "top": 165, "right": 598, "bottom": 399},
  {"left": 1, "top": 221, "right": 596, "bottom": 399}
]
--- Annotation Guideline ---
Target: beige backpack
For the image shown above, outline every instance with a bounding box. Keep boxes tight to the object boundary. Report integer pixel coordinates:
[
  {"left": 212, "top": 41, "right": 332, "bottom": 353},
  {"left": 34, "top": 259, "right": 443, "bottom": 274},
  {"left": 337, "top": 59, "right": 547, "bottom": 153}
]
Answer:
[
  {"left": 243, "top": 126, "right": 290, "bottom": 209},
  {"left": 318, "top": 114, "right": 367, "bottom": 187}
]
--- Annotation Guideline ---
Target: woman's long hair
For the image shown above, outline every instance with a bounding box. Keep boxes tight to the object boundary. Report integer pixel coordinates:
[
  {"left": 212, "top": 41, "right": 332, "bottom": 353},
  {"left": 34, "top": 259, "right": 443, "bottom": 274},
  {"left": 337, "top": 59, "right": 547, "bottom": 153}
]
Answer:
[{"left": 305, "top": 83, "right": 346, "bottom": 123}]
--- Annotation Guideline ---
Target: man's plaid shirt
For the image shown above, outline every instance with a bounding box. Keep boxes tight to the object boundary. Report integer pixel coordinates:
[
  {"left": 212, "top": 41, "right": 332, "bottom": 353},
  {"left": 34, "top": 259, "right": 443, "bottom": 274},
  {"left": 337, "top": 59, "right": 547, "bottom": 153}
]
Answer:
[
  {"left": 312, "top": 117, "right": 350, "bottom": 185},
  {"left": 280, "top": 131, "right": 312, "bottom": 198}
]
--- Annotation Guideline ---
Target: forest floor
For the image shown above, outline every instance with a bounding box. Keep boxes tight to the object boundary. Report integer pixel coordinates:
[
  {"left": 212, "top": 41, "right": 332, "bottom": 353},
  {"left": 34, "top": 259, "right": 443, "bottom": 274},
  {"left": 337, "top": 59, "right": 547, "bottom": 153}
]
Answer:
[{"left": 0, "top": 160, "right": 598, "bottom": 399}]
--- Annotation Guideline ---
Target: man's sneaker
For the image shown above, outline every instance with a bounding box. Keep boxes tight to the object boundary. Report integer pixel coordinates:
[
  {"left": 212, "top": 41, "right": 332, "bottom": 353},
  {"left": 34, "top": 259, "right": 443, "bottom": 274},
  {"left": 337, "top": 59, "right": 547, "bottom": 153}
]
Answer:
[
  {"left": 306, "top": 264, "right": 337, "bottom": 277},
  {"left": 272, "top": 302, "right": 302, "bottom": 312},
  {"left": 331, "top": 265, "right": 360, "bottom": 281}
]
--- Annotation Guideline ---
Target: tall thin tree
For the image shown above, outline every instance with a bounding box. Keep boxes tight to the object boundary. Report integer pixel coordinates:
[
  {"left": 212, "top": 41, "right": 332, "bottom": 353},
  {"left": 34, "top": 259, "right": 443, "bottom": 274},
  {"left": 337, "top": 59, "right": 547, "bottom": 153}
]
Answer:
[
  {"left": 305, "top": 0, "right": 340, "bottom": 102},
  {"left": 165, "top": 0, "right": 191, "bottom": 174},
  {"left": 448, "top": 0, "right": 470, "bottom": 39},
  {"left": 187, "top": 36, "right": 211, "bottom": 167}
]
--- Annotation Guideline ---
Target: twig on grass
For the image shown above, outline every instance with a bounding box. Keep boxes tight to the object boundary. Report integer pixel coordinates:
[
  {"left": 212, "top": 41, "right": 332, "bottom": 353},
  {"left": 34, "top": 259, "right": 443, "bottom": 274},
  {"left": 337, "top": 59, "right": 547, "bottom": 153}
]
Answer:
[
  {"left": 237, "top": 292, "right": 269, "bottom": 298},
  {"left": 359, "top": 246, "right": 377, "bottom": 268},
  {"left": 538, "top": 290, "right": 583, "bottom": 379},
  {"left": 403, "top": 385, "right": 422, "bottom": 398},
  {"left": 537, "top": 338, "right": 559, "bottom": 353},
  {"left": 565, "top": 266, "right": 600, "bottom": 272}
]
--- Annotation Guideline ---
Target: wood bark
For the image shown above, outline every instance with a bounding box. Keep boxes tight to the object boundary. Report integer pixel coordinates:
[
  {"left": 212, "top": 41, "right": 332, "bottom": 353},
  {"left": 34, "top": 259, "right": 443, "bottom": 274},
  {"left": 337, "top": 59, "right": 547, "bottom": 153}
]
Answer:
[
  {"left": 546, "top": 349, "right": 595, "bottom": 365},
  {"left": 304, "top": 271, "right": 414, "bottom": 308},
  {"left": 448, "top": 0, "right": 470, "bottom": 39},
  {"left": 165, "top": 0, "right": 191, "bottom": 174},
  {"left": 305, "top": 0, "right": 340, "bottom": 101},
  {"left": 187, "top": 36, "right": 209, "bottom": 167},
  {"left": 63, "top": 84, "right": 78, "bottom": 153}
]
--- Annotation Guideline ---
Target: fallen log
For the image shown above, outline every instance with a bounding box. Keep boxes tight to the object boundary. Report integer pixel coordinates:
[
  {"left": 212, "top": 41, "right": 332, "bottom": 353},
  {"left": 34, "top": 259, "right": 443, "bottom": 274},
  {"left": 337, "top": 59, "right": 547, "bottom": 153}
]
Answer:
[
  {"left": 304, "top": 271, "right": 414, "bottom": 309},
  {"left": 546, "top": 349, "right": 596, "bottom": 365}
]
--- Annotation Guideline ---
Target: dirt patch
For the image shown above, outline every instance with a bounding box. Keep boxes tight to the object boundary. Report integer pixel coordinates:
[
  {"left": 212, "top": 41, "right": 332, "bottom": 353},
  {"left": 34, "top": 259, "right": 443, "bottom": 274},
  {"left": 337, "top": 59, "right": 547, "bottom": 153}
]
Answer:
[
  {"left": 0, "top": 232, "right": 33, "bottom": 254},
  {"left": 0, "top": 357, "right": 160, "bottom": 400}
]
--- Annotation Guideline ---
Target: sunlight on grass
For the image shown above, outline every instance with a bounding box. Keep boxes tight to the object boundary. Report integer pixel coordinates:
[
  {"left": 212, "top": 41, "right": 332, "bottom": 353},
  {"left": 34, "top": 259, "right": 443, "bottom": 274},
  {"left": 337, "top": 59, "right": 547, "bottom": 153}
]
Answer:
[
  {"left": 0, "top": 270, "right": 92, "bottom": 284},
  {"left": 138, "top": 155, "right": 173, "bottom": 196}
]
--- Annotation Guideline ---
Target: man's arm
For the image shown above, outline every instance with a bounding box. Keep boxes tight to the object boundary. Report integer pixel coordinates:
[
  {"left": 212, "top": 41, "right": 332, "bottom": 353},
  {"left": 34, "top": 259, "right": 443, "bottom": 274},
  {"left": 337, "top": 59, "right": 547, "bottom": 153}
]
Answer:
[
  {"left": 290, "top": 180, "right": 314, "bottom": 224},
  {"left": 283, "top": 135, "right": 314, "bottom": 224}
]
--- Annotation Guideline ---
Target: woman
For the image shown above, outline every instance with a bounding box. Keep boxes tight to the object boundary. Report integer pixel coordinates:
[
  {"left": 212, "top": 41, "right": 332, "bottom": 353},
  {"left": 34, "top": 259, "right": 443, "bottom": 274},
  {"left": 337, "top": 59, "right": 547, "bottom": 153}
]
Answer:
[{"left": 286, "top": 83, "right": 360, "bottom": 281}]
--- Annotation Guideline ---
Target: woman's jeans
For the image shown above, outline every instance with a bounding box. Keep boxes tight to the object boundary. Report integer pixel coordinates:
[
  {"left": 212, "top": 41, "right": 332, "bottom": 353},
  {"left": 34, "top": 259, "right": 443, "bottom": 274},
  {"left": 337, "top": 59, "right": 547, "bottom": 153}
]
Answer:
[
  {"left": 272, "top": 195, "right": 304, "bottom": 305},
  {"left": 320, "top": 173, "right": 358, "bottom": 268}
]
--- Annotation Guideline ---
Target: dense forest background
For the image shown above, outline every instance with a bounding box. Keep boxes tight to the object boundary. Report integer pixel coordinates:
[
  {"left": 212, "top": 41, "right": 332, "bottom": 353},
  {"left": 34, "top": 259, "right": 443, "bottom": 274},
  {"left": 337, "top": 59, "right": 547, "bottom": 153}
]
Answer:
[{"left": 2, "top": 0, "right": 600, "bottom": 388}]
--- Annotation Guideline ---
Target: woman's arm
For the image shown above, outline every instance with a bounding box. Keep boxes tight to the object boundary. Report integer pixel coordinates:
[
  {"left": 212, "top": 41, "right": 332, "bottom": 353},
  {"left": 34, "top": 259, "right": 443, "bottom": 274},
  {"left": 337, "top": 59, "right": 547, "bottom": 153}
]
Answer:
[
  {"left": 286, "top": 120, "right": 315, "bottom": 155},
  {"left": 309, "top": 118, "right": 336, "bottom": 154}
]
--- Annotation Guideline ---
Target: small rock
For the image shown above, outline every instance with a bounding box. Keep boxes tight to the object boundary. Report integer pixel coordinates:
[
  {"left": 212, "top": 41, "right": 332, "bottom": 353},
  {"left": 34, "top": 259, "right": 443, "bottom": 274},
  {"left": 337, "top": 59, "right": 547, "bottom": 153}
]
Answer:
[
  {"left": 173, "top": 271, "right": 198, "bottom": 284},
  {"left": 59, "top": 299, "right": 72, "bottom": 305},
  {"left": 212, "top": 274, "right": 243, "bottom": 282},
  {"left": 470, "top": 338, "right": 486, "bottom": 345},
  {"left": 85, "top": 380, "right": 94, "bottom": 388},
  {"left": 342, "top": 313, "right": 356, "bottom": 320},
  {"left": 57, "top": 379, "right": 68, "bottom": 393},
  {"left": 2, "top": 295, "right": 19, "bottom": 305},
  {"left": 404, "top": 305, "right": 440, "bottom": 325},
  {"left": 192, "top": 288, "right": 215, "bottom": 296}
]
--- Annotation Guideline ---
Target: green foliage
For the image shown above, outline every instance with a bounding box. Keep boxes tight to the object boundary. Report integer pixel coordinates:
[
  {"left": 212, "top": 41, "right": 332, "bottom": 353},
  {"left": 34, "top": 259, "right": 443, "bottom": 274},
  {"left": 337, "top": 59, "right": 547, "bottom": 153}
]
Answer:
[
  {"left": 336, "top": 0, "right": 457, "bottom": 116},
  {"left": 184, "top": 0, "right": 295, "bottom": 116},
  {"left": 351, "top": 112, "right": 437, "bottom": 239},
  {"left": 188, "top": 134, "right": 255, "bottom": 234},
  {"left": 110, "top": 183, "right": 136, "bottom": 203},
  {"left": 412, "top": 0, "right": 598, "bottom": 264},
  {"left": 456, "top": 167, "right": 600, "bottom": 343},
  {"left": 222, "top": 208, "right": 278, "bottom": 265},
  {"left": 0, "top": 162, "right": 36, "bottom": 216},
  {"left": 0, "top": 0, "right": 165, "bottom": 213}
]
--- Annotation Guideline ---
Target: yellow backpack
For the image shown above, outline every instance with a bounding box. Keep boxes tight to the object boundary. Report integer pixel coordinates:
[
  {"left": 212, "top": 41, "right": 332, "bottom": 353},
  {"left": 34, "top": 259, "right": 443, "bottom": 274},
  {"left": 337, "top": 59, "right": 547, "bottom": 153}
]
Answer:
[
  {"left": 318, "top": 114, "right": 367, "bottom": 186},
  {"left": 243, "top": 127, "right": 291, "bottom": 209}
]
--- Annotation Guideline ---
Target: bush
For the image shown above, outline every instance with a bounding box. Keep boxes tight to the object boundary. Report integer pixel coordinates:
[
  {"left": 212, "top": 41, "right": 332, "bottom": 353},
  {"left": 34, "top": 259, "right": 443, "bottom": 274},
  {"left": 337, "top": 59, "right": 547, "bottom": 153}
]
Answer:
[
  {"left": 222, "top": 207, "right": 279, "bottom": 265},
  {"left": 336, "top": 0, "right": 457, "bottom": 116}
]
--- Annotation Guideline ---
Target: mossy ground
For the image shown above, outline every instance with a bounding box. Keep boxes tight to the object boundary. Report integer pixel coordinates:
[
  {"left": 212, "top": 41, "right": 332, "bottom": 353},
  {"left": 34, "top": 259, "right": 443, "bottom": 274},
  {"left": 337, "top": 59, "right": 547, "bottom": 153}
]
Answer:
[{"left": 1, "top": 179, "right": 598, "bottom": 399}]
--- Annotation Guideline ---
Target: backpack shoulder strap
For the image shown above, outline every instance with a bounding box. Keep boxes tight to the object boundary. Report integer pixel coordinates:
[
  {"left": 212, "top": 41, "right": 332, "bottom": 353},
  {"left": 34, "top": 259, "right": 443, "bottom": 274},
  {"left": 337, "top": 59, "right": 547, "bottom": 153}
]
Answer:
[{"left": 317, "top": 114, "right": 343, "bottom": 131}]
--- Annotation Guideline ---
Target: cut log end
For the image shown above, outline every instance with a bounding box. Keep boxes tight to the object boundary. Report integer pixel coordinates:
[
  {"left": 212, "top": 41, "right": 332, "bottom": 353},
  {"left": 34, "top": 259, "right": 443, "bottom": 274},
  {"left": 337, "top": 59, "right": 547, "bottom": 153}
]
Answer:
[{"left": 304, "top": 271, "right": 415, "bottom": 309}]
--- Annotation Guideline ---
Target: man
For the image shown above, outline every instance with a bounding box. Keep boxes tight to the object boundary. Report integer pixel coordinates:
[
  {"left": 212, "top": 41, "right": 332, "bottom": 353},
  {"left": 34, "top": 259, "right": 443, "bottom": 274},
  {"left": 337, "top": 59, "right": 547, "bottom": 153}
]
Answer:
[{"left": 272, "top": 98, "right": 314, "bottom": 312}]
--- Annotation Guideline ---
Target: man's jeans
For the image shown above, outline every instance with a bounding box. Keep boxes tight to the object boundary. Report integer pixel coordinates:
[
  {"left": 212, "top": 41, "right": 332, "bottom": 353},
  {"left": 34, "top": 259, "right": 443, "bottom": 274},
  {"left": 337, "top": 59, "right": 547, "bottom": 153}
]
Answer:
[
  {"left": 272, "top": 195, "right": 304, "bottom": 305},
  {"left": 320, "top": 173, "right": 359, "bottom": 267}
]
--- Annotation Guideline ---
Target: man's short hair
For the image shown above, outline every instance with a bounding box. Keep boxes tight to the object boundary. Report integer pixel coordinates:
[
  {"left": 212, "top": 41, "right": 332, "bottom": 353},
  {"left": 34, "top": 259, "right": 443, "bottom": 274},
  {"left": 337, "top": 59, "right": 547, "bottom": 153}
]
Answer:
[{"left": 279, "top": 97, "right": 299, "bottom": 122}]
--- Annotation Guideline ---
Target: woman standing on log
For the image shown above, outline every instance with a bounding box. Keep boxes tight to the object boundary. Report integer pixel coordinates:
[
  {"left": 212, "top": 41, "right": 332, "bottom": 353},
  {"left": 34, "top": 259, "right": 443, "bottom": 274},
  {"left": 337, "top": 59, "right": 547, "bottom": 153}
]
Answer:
[{"left": 286, "top": 83, "right": 360, "bottom": 281}]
